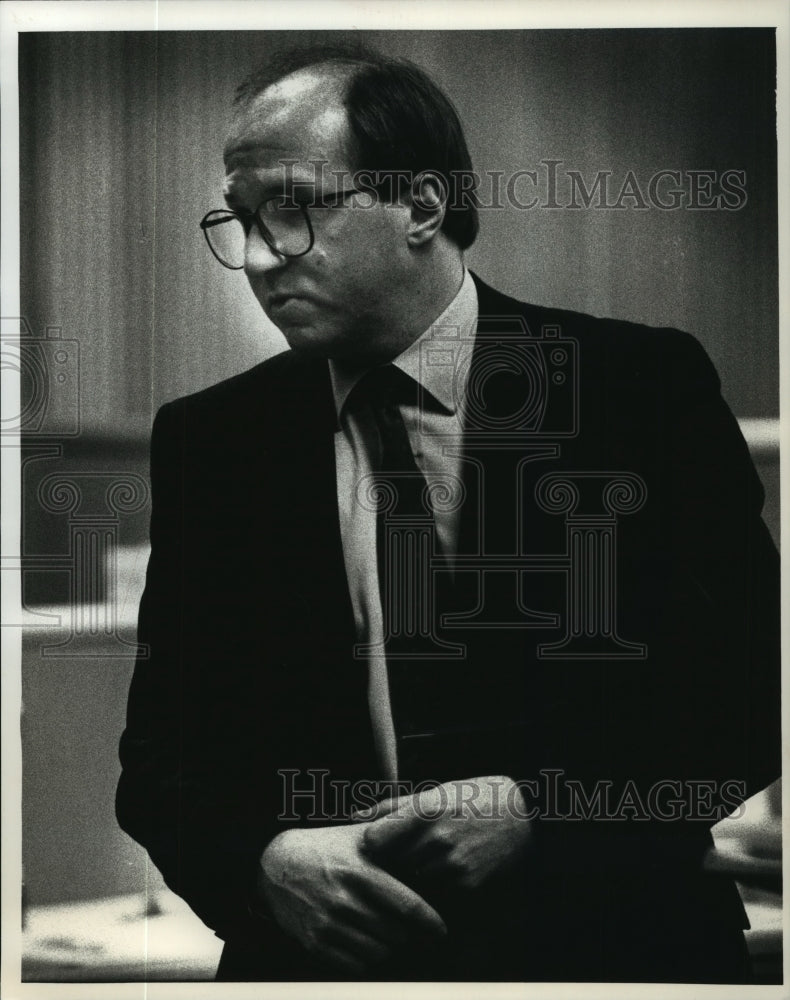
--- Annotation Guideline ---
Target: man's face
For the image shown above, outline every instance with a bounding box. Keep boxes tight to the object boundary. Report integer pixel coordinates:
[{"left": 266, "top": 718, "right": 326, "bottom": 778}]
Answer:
[{"left": 223, "top": 68, "right": 414, "bottom": 362}]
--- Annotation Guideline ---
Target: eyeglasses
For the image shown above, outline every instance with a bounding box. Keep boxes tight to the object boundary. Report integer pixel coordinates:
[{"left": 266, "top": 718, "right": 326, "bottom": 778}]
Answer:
[{"left": 200, "top": 189, "right": 363, "bottom": 270}]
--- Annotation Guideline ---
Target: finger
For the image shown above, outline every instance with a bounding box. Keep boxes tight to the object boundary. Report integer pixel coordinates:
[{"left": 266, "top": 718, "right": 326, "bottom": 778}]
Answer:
[
  {"left": 355, "top": 783, "right": 447, "bottom": 825},
  {"left": 362, "top": 805, "right": 430, "bottom": 858},
  {"left": 350, "top": 795, "right": 402, "bottom": 822},
  {"left": 322, "top": 921, "right": 393, "bottom": 967},
  {"left": 400, "top": 831, "right": 454, "bottom": 871},
  {"left": 414, "top": 851, "right": 455, "bottom": 882},
  {"left": 351, "top": 860, "right": 448, "bottom": 938},
  {"left": 380, "top": 835, "right": 455, "bottom": 894},
  {"left": 366, "top": 824, "right": 451, "bottom": 881},
  {"left": 340, "top": 895, "right": 416, "bottom": 949}
]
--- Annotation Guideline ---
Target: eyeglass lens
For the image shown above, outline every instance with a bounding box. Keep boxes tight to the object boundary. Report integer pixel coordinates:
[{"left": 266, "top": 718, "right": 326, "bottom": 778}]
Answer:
[{"left": 203, "top": 204, "right": 312, "bottom": 268}]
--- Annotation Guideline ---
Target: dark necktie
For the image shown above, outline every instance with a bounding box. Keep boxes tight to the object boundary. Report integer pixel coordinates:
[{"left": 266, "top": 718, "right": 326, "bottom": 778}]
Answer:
[
  {"left": 348, "top": 364, "right": 435, "bottom": 652},
  {"left": 346, "top": 364, "right": 454, "bottom": 754},
  {"left": 347, "top": 368, "right": 483, "bottom": 947}
]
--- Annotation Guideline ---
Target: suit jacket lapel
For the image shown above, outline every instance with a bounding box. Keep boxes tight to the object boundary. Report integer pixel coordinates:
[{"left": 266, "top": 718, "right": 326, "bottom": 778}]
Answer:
[
  {"left": 457, "top": 274, "right": 548, "bottom": 559},
  {"left": 264, "top": 357, "right": 357, "bottom": 643}
]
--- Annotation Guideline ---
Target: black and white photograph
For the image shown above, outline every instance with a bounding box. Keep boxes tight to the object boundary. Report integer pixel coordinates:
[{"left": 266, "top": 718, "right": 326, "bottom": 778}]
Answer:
[{"left": 1, "top": 1, "right": 786, "bottom": 994}]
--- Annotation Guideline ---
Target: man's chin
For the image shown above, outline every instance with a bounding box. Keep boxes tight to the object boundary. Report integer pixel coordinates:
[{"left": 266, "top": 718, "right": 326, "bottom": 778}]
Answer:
[
  {"left": 280, "top": 325, "right": 334, "bottom": 358},
  {"left": 279, "top": 323, "right": 347, "bottom": 360},
  {"left": 276, "top": 320, "right": 385, "bottom": 364}
]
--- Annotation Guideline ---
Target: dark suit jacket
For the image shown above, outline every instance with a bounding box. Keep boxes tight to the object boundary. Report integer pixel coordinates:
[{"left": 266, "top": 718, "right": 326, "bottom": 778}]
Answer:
[{"left": 116, "top": 274, "right": 780, "bottom": 982}]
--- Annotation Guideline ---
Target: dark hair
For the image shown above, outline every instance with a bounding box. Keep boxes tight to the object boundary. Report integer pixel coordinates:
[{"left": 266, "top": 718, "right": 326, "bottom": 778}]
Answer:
[{"left": 235, "top": 42, "right": 479, "bottom": 250}]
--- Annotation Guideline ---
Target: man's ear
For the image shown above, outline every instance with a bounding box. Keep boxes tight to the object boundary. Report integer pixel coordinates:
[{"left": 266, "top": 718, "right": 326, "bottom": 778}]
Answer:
[{"left": 406, "top": 171, "right": 448, "bottom": 247}]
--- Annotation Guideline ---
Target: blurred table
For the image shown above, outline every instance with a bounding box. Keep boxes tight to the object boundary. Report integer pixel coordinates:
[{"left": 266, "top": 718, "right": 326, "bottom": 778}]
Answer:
[{"left": 22, "top": 887, "right": 223, "bottom": 981}]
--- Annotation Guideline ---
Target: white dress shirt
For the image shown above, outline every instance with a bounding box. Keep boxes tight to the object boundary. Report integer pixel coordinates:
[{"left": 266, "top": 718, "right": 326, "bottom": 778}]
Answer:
[{"left": 329, "top": 270, "right": 479, "bottom": 783}]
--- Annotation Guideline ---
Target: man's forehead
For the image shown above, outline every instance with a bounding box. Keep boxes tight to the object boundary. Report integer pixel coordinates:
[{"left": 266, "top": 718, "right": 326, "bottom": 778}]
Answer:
[{"left": 223, "top": 67, "right": 351, "bottom": 171}]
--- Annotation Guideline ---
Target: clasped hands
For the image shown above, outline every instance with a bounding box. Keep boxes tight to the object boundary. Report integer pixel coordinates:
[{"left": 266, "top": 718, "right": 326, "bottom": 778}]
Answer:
[{"left": 257, "top": 774, "right": 532, "bottom": 974}]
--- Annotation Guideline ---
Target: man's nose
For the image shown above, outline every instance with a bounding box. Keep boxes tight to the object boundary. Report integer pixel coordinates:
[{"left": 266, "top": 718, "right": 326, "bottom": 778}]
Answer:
[{"left": 244, "top": 227, "right": 287, "bottom": 275}]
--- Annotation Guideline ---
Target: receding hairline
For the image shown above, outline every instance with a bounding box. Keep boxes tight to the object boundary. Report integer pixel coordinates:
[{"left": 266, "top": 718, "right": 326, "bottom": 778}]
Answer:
[
  {"left": 234, "top": 56, "right": 371, "bottom": 109},
  {"left": 224, "top": 62, "right": 363, "bottom": 169}
]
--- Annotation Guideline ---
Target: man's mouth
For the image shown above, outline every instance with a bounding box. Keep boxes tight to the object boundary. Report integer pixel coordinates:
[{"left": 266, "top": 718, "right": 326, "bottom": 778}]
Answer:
[
  {"left": 267, "top": 294, "right": 322, "bottom": 320},
  {"left": 269, "top": 293, "right": 304, "bottom": 308}
]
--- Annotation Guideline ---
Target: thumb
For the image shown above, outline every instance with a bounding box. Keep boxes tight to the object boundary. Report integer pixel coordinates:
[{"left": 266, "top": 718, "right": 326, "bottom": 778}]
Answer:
[{"left": 362, "top": 801, "right": 421, "bottom": 857}]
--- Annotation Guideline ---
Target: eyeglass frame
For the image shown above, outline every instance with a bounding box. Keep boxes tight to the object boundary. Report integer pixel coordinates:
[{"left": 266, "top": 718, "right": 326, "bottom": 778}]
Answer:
[{"left": 199, "top": 188, "right": 366, "bottom": 270}]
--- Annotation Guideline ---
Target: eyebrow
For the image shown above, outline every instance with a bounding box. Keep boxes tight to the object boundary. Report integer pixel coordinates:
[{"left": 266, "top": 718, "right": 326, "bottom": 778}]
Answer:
[
  {"left": 222, "top": 186, "right": 291, "bottom": 214},
  {"left": 223, "top": 173, "right": 318, "bottom": 211},
  {"left": 222, "top": 191, "right": 250, "bottom": 210}
]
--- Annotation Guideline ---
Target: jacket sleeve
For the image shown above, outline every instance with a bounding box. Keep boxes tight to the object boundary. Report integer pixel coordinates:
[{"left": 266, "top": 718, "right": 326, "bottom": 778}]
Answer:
[
  {"left": 658, "top": 328, "right": 780, "bottom": 801},
  {"left": 530, "top": 326, "right": 780, "bottom": 874},
  {"left": 115, "top": 401, "right": 278, "bottom": 942}
]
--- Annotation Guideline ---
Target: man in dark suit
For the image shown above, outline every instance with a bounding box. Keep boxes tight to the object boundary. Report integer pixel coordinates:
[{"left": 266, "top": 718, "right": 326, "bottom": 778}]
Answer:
[{"left": 116, "top": 43, "right": 780, "bottom": 983}]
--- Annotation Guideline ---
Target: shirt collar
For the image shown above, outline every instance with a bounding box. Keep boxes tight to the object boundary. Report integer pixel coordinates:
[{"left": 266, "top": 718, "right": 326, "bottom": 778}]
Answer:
[{"left": 329, "top": 268, "right": 479, "bottom": 422}]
